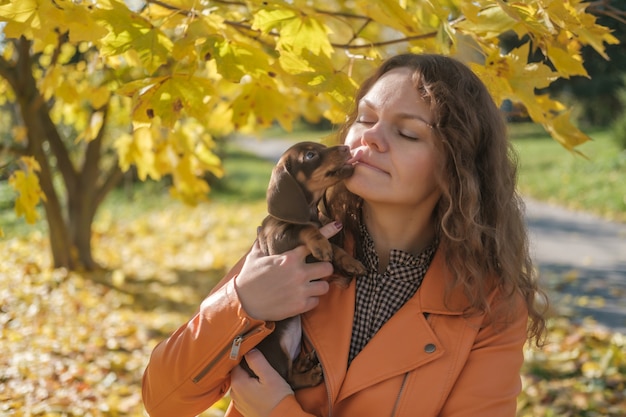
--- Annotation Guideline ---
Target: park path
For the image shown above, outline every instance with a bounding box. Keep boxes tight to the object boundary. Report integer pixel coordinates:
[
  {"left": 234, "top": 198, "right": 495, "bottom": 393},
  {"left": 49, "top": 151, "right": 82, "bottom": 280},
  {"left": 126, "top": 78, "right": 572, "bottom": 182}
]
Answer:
[
  {"left": 525, "top": 199, "right": 626, "bottom": 334},
  {"left": 235, "top": 136, "right": 626, "bottom": 334}
]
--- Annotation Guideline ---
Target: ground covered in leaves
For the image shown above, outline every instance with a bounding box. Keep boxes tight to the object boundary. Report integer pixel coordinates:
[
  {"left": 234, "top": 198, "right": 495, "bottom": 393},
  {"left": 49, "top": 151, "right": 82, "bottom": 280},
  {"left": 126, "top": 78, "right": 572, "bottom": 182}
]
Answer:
[{"left": 1, "top": 200, "right": 625, "bottom": 416}]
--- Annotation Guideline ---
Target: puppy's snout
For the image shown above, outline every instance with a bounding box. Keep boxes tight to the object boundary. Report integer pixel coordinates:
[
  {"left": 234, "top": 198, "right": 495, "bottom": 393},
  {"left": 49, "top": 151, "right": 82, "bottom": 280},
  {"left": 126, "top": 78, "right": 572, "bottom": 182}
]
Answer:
[{"left": 327, "top": 145, "right": 350, "bottom": 158}]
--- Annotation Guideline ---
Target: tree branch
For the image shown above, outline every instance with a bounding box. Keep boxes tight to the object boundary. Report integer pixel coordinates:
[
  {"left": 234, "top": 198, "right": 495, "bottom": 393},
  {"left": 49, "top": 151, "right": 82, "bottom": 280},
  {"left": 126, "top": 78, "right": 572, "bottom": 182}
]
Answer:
[
  {"left": 81, "top": 105, "right": 109, "bottom": 207},
  {"left": 0, "top": 53, "right": 17, "bottom": 89},
  {"left": 0, "top": 142, "right": 27, "bottom": 157},
  {"left": 94, "top": 161, "right": 124, "bottom": 210},
  {"left": 587, "top": 0, "right": 626, "bottom": 24},
  {"left": 49, "top": 31, "right": 70, "bottom": 67},
  {"left": 332, "top": 31, "right": 438, "bottom": 50}
]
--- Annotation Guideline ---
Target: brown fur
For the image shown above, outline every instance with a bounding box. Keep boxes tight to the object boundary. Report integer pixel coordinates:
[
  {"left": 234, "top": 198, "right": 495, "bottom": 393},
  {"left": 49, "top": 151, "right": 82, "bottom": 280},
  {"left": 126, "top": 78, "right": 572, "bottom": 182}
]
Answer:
[{"left": 241, "top": 141, "right": 365, "bottom": 389}]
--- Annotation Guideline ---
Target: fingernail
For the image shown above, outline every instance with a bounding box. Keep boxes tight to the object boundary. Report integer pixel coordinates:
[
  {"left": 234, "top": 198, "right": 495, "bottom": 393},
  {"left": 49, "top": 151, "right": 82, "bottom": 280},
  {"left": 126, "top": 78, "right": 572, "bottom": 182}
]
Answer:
[{"left": 334, "top": 221, "right": 343, "bottom": 229}]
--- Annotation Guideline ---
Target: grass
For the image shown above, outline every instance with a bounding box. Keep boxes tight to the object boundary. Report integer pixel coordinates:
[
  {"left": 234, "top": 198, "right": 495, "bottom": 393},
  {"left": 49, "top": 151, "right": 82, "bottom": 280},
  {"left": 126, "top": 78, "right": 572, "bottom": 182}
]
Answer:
[
  {"left": 211, "top": 143, "right": 275, "bottom": 202},
  {"left": 511, "top": 124, "right": 626, "bottom": 222}
]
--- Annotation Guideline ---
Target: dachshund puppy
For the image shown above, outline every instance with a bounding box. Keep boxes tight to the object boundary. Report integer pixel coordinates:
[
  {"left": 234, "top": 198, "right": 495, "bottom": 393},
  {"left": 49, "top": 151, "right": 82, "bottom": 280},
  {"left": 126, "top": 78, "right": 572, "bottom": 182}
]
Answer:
[{"left": 240, "top": 141, "right": 366, "bottom": 390}]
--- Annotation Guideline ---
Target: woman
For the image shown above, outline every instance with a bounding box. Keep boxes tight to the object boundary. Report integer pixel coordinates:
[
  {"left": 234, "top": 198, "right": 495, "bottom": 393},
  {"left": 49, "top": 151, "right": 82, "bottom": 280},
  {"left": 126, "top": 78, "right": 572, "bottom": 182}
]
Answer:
[{"left": 142, "top": 53, "right": 547, "bottom": 417}]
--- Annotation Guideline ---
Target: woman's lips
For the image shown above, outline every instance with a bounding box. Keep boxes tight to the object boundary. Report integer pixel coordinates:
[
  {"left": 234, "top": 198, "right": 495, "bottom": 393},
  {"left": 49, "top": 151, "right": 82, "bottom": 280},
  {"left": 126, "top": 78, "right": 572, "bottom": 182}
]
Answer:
[
  {"left": 348, "top": 147, "right": 388, "bottom": 174},
  {"left": 347, "top": 147, "right": 364, "bottom": 164}
]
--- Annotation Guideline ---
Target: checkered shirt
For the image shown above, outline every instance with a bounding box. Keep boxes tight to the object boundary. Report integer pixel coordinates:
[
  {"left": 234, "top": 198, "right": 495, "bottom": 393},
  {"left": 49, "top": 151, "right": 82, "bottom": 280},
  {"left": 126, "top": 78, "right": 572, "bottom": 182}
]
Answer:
[{"left": 348, "top": 224, "right": 437, "bottom": 364}]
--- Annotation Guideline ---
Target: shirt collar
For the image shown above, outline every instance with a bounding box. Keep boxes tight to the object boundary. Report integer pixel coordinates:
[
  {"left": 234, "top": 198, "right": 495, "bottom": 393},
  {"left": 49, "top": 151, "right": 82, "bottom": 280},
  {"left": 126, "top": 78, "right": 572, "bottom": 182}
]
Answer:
[{"left": 358, "top": 223, "right": 438, "bottom": 273}]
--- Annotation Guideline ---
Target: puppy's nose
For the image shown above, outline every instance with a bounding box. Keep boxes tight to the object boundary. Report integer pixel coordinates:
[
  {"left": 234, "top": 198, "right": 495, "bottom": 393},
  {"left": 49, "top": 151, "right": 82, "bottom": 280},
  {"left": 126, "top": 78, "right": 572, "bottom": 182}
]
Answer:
[{"left": 336, "top": 145, "right": 350, "bottom": 154}]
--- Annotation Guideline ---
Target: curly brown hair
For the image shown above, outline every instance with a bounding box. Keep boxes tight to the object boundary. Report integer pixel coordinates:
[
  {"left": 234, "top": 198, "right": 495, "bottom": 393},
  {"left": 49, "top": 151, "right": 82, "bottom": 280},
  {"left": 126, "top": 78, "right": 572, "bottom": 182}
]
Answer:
[{"left": 327, "top": 53, "right": 548, "bottom": 346}]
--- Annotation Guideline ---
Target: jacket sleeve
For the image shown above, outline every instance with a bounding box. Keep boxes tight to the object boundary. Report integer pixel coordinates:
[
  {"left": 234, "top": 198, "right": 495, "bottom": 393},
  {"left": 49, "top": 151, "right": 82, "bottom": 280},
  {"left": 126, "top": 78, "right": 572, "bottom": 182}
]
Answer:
[
  {"left": 439, "top": 294, "right": 528, "bottom": 417},
  {"left": 142, "top": 255, "right": 274, "bottom": 417}
]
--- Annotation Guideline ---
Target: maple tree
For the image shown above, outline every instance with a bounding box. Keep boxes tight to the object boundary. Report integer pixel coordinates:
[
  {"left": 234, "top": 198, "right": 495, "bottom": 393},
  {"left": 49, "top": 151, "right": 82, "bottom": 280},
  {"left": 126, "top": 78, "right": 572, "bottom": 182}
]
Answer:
[{"left": 0, "top": 0, "right": 622, "bottom": 270}]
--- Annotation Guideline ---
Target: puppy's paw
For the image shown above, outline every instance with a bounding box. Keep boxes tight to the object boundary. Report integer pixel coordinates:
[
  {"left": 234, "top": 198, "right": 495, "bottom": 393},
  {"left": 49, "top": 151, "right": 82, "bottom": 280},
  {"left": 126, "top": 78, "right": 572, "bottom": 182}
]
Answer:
[
  {"left": 334, "top": 253, "right": 366, "bottom": 276},
  {"left": 309, "top": 239, "right": 333, "bottom": 262},
  {"left": 308, "top": 363, "right": 324, "bottom": 386},
  {"left": 288, "top": 357, "right": 324, "bottom": 390},
  {"left": 294, "top": 350, "right": 319, "bottom": 373},
  {"left": 328, "top": 275, "right": 353, "bottom": 288}
]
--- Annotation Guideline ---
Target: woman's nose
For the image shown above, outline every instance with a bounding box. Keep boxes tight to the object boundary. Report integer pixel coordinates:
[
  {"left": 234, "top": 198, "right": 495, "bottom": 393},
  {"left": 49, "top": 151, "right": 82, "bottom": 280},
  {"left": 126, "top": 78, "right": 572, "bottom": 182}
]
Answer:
[{"left": 361, "top": 122, "right": 388, "bottom": 152}]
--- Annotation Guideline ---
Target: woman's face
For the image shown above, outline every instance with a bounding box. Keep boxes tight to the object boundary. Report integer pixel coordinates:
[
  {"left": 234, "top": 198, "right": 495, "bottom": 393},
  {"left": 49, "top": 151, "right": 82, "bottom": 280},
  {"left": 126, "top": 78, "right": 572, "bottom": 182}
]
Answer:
[{"left": 344, "top": 67, "right": 442, "bottom": 212}]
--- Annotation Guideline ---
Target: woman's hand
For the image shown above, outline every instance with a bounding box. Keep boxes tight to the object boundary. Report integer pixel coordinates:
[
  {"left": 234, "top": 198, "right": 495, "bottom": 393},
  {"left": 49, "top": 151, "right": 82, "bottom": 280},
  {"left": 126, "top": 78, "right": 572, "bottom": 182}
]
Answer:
[
  {"left": 234, "top": 221, "right": 343, "bottom": 322},
  {"left": 230, "top": 349, "right": 293, "bottom": 417}
]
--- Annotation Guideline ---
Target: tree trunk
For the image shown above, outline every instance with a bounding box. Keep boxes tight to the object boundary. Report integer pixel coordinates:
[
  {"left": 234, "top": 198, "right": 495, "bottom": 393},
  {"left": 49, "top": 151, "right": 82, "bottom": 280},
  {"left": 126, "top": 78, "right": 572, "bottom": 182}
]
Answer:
[
  {"left": 5, "top": 37, "right": 125, "bottom": 271},
  {"left": 13, "top": 39, "right": 76, "bottom": 270}
]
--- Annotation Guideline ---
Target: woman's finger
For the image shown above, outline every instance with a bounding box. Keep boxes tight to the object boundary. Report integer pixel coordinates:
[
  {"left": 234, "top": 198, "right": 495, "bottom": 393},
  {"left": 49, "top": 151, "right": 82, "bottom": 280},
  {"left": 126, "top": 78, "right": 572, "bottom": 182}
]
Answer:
[{"left": 318, "top": 221, "right": 343, "bottom": 239}]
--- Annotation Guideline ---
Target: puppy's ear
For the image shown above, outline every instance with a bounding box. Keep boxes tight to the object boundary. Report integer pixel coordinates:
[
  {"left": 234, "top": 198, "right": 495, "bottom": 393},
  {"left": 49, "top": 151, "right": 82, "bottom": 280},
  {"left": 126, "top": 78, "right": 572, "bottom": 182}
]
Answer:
[{"left": 267, "top": 167, "right": 311, "bottom": 224}]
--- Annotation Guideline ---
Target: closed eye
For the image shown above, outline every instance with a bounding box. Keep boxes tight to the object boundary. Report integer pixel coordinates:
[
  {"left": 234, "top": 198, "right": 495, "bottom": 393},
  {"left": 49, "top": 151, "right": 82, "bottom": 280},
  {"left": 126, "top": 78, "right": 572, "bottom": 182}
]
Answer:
[
  {"left": 398, "top": 130, "right": 419, "bottom": 141},
  {"left": 356, "top": 117, "right": 375, "bottom": 125}
]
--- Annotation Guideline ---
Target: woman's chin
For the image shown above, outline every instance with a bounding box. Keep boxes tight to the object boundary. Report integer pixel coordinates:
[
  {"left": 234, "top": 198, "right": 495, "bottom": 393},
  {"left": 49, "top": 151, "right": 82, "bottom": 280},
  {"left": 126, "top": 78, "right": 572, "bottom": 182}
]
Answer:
[{"left": 345, "top": 175, "right": 380, "bottom": 198}]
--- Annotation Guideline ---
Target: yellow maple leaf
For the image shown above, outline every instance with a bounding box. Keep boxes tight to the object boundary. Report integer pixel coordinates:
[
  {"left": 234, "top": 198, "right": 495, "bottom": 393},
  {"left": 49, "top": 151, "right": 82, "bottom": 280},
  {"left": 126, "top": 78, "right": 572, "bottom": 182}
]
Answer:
[
  {"left": 253, "top": 6, "right": 333, "bottom": 57},
  {"left": 60, "top": 0, "right": 108, "bottom": 43},
  {"left": 231, "top": 75, "right": 294, "bottom": 131},
  {"left": 546, "top": 0, "right": 619, "bottom": 60},
  {"left": 203, "top": 100, "right": 234, "bottom": 138},
  {"left": 278, "top": 49, "right": 316, "bottom": 74},
  {"left": 355, "top": 0, "right": 418, "bottom": 35},
  {"left": 206, "top": 38, "right": 273, "bottom": 82},
  {"left": 169, "top": 155, "right": 210, "bottom": 206},
  {"left": 279, "top": 15, "right": 333, "bottom": 58},
  {"left": 252, "top": 7, "right": 297, "bottom": 34},
  {"left": 114, "top": 128, "right": 160, "bottom": 180},
  {"left": 172, "top": 121, "right": 225, "bottom": 179},
  {"left": 94, "top": 0, "right": 173, "bottom": 74},
  {"left": 121, "top": 74, "right": 215, "bottom": 129},
  {"left": 546, "top": 44, "right": 588, "bottom": 78},
  {"left": 12, "top": 126, "right": 28, "bottom": 143},
  {"left": 0, "top": 0, "right": 43, "bottom": 39},
  {"left": 76, "top": 110, "right": 105, "bottom": 143},
  {"left": 543, "top": 109, "right": 591, "bottom": 151},
  {"left": 8, "top": 156, "right": 47, "bottom": 224},
  {"left": 86, "top": 85, "right": 111, "bottom": 110},
  {"left": 456, "top": 4, "right": 517, "bottom": 39}
]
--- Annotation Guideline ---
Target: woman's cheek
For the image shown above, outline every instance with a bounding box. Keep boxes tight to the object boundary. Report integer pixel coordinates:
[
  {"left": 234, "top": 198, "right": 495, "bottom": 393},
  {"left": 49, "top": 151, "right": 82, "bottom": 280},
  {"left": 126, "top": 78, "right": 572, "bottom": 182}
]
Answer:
[{"left": 343, "top": 126, "right": 360, "bottom": 148}]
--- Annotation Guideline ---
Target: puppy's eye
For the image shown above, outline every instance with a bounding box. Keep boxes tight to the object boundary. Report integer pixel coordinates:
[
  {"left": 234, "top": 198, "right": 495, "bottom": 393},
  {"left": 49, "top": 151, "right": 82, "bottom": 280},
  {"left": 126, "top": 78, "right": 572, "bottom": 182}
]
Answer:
[{"left": 304, "top": 151, "right": 317, "bottom": 160}]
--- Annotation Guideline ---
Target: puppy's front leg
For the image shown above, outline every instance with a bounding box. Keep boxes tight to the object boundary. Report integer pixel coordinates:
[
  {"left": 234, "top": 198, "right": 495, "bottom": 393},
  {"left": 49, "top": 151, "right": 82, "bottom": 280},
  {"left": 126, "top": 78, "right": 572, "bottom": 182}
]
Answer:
[
  {"left": 299, "top": 226, "right": 333, "bottom": 262},
  {"left": 332, "top": 245, "right": 367, "bottom": 280}
]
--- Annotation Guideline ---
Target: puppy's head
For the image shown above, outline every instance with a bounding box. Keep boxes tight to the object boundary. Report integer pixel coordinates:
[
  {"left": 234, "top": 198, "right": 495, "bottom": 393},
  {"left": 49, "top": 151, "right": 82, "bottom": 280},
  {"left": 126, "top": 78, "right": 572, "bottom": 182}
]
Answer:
[{"left": 267, "top": 142, "right": 355, "bottom": 224}]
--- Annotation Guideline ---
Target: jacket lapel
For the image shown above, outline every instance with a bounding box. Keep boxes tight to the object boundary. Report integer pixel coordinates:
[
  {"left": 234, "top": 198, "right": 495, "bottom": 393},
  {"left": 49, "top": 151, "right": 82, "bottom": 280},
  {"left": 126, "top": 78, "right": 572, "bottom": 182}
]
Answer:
[
  {"left": 337, "top": 293, "right": 444, "bottom": 402},
  {"left": 302, "top": 278, "right": 356, "bottom": 406},
  {"left": 301, "top": 247, "right": 472, "bottom": 406}
]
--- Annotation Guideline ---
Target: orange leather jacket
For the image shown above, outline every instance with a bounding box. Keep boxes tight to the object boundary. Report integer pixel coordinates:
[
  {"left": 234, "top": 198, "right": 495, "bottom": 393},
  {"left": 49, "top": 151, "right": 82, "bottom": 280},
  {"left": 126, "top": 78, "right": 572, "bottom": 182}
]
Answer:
[{"left": 142, "top": 248, "right": 528, "bottom": 417}]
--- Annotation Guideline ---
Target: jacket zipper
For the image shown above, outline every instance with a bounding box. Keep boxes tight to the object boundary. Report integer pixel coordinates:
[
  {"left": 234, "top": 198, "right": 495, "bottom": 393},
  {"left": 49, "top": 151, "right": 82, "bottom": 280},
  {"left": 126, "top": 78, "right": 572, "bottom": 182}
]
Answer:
[
  {"left": 390, "top": 373, "right": 409, "bottom": 417},
  {"left": 192, "top": 322, "right": 261, "bottom": 383}
]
